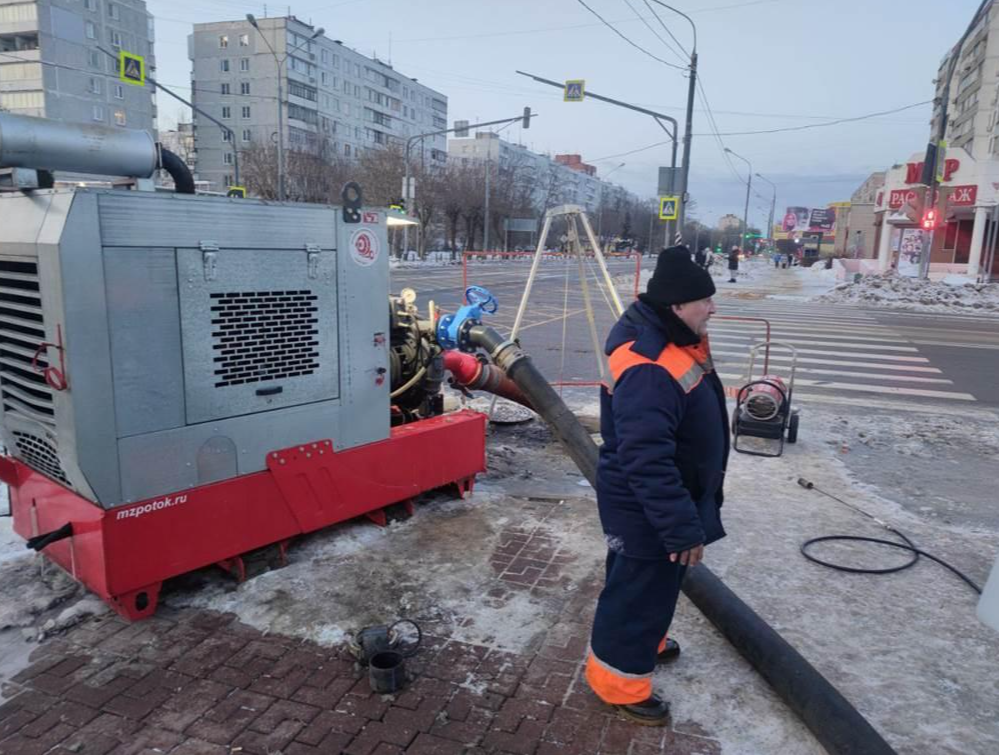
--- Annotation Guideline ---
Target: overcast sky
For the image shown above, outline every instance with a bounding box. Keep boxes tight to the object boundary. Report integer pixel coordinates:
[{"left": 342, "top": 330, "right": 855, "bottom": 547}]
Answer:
[{"left": 147, "top": 0, "right": 975, "bottom": 227}]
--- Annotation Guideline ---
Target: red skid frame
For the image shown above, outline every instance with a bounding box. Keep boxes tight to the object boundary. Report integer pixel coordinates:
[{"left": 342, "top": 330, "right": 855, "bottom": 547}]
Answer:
[{"left": 3, "top": 410, "right": 486, "bottom": 621}]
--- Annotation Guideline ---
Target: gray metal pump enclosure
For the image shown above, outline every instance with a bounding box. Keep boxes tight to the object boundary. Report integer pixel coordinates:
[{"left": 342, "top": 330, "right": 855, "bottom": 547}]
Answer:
[{"left": 0, "top": 189, "right": 390, "bottom": 507}]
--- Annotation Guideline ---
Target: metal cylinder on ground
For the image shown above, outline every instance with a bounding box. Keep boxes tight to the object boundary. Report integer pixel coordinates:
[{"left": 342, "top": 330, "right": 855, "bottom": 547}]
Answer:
[
  {"left": 0, "top": 112, "right": 157, "bottom": 178},
  {"left": 742, "top": 376, "right": 787, "bottom": 421}
]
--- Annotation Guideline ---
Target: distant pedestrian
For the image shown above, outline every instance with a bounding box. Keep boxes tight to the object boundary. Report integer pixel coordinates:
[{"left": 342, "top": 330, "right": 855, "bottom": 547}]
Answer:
[
  {"left": 728, "top": 247, "right": 740, "bottom": 283},
  {"left": 773, "top": 253, "right": 780, "bottom": 269},
  {"left": 694, "top": 247, "right": 707, "bottom": 268}
]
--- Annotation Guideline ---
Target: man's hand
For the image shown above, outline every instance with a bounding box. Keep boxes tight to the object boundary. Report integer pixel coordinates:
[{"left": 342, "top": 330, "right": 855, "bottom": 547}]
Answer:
[{"left": 670, "top": 544, "right": 705, "bottom": 567}]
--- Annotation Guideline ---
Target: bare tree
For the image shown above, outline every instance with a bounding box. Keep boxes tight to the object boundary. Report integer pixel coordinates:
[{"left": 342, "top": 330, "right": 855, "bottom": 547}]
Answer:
[{"left": 241, "top": 138, "right": 349, "bottom": 203}]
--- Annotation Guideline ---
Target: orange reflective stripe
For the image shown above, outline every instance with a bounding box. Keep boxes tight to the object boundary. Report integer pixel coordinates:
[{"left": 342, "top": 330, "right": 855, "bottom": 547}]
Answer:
[
  {"left": 657, "top": 635, "right": 668, "bottom": 654},
  {"left": 607, "top": 341, "right": 653, "bottom": 384},
  {"left": 607, "top": 341, "right": 704, "bottom": 394},
  {"left": 585, "top": 649, "right": 653, "bottom": 705}
]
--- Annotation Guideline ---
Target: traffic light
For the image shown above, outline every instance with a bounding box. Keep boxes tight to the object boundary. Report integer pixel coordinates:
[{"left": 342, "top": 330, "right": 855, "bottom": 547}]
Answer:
[
  {"left": 522, "top": 106, "right": 532, "bottom": 129},
  {"left": 922, "top": 208, "right": 937, "bottom": 230}
]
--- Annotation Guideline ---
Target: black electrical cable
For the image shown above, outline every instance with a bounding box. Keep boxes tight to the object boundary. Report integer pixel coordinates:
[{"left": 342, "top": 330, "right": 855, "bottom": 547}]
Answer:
[{"left": 797, "top": 478, "right": 982, "bottom": 595}]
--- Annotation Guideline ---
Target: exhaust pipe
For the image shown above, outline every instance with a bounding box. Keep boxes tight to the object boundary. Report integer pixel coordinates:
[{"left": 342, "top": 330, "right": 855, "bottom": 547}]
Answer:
[{"left": 0, "top": 112, "right": 157, "bottom": 178}]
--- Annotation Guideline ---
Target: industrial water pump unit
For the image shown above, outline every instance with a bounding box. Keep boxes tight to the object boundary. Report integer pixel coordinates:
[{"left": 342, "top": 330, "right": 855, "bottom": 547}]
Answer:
[{"left": 0, "top": 113, "right": 486, "bottom": 620}]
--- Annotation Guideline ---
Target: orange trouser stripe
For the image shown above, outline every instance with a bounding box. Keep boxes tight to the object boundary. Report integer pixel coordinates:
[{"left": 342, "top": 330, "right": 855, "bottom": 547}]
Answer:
[
  {"left": 585, "top": 651, "right": 652, "bottom": 705},
  {"left": 657, "top": 635, "right": 668, "bottom": 654}
]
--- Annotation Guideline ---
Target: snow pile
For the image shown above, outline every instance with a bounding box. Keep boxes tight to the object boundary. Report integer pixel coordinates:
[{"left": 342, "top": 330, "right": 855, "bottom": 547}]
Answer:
[
  {"left": 807, "top": 262, "right": 837, "bottom": 282},
  {"left": 389, "top": 251, "right": 460, "bottom": 269},
  {"left": 818, "top": 272, "right": 999, "bottom": 314}
]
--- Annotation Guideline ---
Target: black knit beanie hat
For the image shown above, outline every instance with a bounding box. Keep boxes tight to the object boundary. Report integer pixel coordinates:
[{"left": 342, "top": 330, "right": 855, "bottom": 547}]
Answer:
[{"left": 645, "top": 245, "right": 716, "bottom": 306}]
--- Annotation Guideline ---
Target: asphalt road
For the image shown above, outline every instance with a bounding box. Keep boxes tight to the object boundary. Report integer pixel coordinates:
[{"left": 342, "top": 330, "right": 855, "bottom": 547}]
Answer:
[{"left": 391, "top": 257, "right": 999, "bottom": 409}]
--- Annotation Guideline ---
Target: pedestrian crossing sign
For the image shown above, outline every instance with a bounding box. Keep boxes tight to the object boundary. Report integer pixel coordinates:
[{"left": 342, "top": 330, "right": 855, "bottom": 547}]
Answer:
[
  {"left": 119, "top": 51, "right": 144, "bottom": 86},
  {"left": 564, "top": 79, "right": 585, "bottom": 102},
  {"left": 659, "top": 196, "right": 679, "bottom": 221}
]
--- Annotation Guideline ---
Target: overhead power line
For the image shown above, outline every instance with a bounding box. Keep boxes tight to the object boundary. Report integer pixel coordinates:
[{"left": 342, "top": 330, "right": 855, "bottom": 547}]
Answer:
[
  {"left": 590, "top": 139, "right": 674, "bottom": 162},
  {"left": 697, "top": 100, "right": 933, "bottom": 136},
  {"left": 575, "top": 0, "right": 688, "bottom": 71},
  {"left": 621, "top": 0, "right": 687, "bottom": 63},
  {"left": 644, "top": 0, "right": 692, "bottom": 56}
]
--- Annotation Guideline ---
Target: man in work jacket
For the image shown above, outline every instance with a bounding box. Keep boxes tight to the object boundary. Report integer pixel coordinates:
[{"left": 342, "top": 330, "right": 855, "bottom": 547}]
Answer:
[{"left": 585, "top": 245, "right": 729, "bottom": 726}]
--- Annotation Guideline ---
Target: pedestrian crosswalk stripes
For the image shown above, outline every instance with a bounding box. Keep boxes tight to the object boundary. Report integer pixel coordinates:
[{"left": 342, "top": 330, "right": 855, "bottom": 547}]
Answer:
[{"left": 714, "top": 298, "right": 978, "bottom": 404}]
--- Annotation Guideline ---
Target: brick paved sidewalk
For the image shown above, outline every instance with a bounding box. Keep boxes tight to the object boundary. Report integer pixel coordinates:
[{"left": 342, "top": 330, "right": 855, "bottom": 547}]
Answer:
[{"left": 0, "top": 595, "right": 722, "bottom": 755}]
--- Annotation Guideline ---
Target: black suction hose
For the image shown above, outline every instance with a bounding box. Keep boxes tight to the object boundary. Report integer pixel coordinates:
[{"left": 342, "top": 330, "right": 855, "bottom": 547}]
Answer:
[
  {"left": 465, "top": 323, "right": 898, "bottom": 755},
  {"left": 159, "top": 147, "right": 195, "bottom": 194},
  {"left": 467, "top": 325, "right": 597, "bottom": 483}
]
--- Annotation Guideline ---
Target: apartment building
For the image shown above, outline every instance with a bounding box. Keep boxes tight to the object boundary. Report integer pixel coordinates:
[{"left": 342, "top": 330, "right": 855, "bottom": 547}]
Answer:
[
  {"left": 448, "top": 132, "right": 637, "bottom": 214},
  {"left": 188, "top": 15, "right": 447, "bottom": 191},
  {"left": 0, "top": 0, "right": 155, "bottom": 131},
  {"left": 876, "top": 2, "right": 999, "bottom": 277}
]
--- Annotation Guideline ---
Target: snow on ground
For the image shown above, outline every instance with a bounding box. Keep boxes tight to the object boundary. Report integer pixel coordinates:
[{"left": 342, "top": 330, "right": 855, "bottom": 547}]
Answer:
[
  {"left": 818, "top": 271, "right": 999, "bottom": 315},
  {"left": 1, "top": 387, "right": 997, "bottom": 752}
]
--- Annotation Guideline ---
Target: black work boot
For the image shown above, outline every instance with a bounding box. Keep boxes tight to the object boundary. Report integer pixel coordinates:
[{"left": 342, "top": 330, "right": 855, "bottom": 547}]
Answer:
[
  {"left": 615, "top": 695, "right": 670, "bottom": 726},
  {"left": 656, "top": 638, "right": 681, "bottom": 664}
]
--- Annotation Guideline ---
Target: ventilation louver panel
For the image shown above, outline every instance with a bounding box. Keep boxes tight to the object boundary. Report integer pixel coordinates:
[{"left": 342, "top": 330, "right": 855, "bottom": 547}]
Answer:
[
  {"left": 210, "top": 290, "right": 320, "bottom": 388},
  {"left": 0, "top": 260, "right": 69, "bottom": 485},
  {"left": 12, "top": 430, "right": 69, "bottom": 485}
]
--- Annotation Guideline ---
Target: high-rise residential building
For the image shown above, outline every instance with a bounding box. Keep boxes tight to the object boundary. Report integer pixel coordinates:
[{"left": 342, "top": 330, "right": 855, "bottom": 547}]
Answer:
[
  {"left": 0, "top": 0, "right": 156, "bottom": 131},
  {"left": 873, "top": 2, "right": 999, "bottom": 278},
  {"left": 188, "top": 16, "right": 448, "bottom": 192},
  {"left": 718, "top": 213, "right": 742, "bottom": 231},
  {"left": 448, "top": 132, "right": 638, "bottom": 214}
]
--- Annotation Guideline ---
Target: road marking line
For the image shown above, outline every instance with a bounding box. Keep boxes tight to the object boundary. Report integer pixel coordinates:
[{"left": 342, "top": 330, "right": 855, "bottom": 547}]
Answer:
[
  {"left": 712, "top": 323, "right": 910, "bottom": 342},
  {"left": 710, "top": 343, "right": 928, "bottom": 361},
  {"left": 760, "top": 367, "right": 953, "bottom": 384},
  {"left": 760, "top": 392, "right": 997, "bottom": 418},
  {"left": 909, "top": 340, "right": 999, "bottom": 350},
  {"left": 710, "top": 349, "right": 943, "bottom": 372},
  {"left": 709, "top": 335, "right": 919, "bottom": 352},
  {"left": 717, "top": 373, "right": 975, "bottom": 401}
]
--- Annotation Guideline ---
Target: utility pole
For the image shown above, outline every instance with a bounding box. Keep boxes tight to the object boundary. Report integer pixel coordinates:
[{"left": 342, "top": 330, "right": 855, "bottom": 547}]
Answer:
[
  {"left": 483, "top": 152, "right": 491, "bottom": 251},
  {"left": 726, "top": 148, "right": 752, "bottom": 250},
  {"left": 756, "top": 172, "right": 776, "bottom": 250},
  {"left": 647, "top": 1, "right": 698, "bottom": 241},
  {"left": 677, "top": 49, "right": 697, "bottom": 237}
]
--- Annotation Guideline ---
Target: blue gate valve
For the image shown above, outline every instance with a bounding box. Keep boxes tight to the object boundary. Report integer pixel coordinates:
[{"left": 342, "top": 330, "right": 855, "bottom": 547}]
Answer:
[{"left": 437, "top": 285, "right": 498, "bottom": 352}]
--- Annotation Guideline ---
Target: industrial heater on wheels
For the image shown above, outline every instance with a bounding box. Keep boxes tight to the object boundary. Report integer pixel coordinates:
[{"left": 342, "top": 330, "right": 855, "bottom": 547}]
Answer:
[{"left": 0, "top": 113, "right": 486, "bottom": 620}]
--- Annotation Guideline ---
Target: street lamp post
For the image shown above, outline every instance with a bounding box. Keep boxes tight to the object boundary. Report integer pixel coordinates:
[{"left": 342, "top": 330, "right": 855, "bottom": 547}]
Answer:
[
  {"left": 755, "top": 172, "right": 776, "bottom": 250},
  {"left": 247, "top": 15, "right": 323, "bottom": 202},
  {"left": 725, "top": 148, "right": 752, "bottom": 250}
]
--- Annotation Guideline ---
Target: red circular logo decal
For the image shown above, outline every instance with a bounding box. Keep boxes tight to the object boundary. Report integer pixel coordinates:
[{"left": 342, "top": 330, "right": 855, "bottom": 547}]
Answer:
[{"left": 350, "top": 229, "right": 379, "bottom": 267}]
